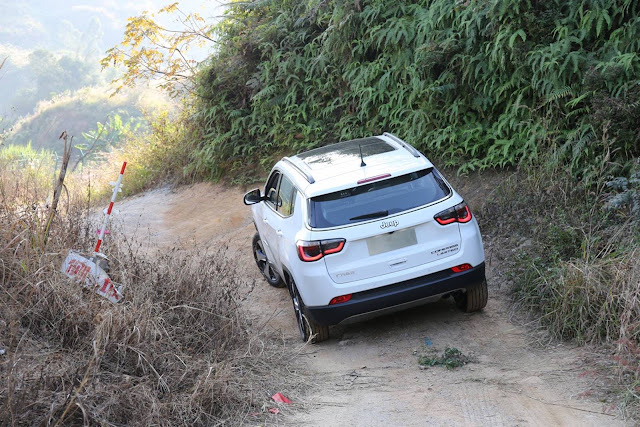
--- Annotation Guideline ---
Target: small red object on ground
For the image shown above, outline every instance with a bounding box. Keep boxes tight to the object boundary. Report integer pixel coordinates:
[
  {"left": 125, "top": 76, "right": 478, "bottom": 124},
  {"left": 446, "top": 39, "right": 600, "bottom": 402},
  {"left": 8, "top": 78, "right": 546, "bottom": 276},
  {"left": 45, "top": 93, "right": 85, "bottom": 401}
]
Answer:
[
  {"left": 271, "top": 392, "right": 291, "bottom": 404},
  {"left": 268, "top": 408, "right": 280, "bottom": 414}
]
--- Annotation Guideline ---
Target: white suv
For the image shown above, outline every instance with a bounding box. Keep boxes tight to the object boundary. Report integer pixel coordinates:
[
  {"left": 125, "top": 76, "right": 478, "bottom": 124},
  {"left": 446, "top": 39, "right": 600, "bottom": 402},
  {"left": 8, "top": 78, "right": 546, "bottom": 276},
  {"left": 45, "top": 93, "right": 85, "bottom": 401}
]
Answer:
[{"left": 244, "top": 133, "right": 487, "bottom": 343}]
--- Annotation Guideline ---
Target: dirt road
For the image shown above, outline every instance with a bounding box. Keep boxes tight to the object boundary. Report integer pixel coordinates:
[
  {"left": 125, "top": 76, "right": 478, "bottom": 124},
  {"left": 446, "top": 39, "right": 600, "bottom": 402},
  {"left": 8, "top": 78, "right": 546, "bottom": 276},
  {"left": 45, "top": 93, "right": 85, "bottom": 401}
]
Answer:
[{"left": 116, "top": 181, "right": 629, "bottom": 426}]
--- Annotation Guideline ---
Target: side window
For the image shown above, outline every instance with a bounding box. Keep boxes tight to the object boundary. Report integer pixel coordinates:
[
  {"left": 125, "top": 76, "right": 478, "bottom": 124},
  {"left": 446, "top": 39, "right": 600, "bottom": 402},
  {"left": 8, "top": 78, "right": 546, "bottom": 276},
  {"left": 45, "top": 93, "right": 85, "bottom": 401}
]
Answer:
[
  {"left": 278, "top": 175, "right": 297, "bottom": 217},
  {"left": 264, "top": 171, "right": 281, "bottom": 209}
]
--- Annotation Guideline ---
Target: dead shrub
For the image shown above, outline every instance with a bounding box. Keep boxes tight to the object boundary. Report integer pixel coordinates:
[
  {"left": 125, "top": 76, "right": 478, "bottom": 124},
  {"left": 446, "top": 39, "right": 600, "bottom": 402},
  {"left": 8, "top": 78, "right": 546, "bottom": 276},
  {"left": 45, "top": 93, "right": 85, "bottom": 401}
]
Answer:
[{"left": 1, "top": 167, "right": 303, "bottom": 425}]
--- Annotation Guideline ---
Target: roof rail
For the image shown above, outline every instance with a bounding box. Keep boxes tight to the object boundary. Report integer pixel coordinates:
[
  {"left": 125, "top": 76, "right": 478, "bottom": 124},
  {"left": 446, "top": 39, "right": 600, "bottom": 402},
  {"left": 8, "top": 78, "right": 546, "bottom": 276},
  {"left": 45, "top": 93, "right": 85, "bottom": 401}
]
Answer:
[
  {"left": 382, "top": 132, "right": 421, "bottom": 158},
  {"left": 282, "top": 157, "right": 315, "bottom": 184}
]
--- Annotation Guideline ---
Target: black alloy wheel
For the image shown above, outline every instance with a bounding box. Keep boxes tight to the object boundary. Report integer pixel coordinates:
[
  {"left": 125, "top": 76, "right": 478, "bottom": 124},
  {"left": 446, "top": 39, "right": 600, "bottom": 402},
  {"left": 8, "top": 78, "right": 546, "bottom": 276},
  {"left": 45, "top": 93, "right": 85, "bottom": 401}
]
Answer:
[
  {"left": 252, "top": 233, "right": 284, "bottom": 287},
  {"left": 288, "top": 279, "right": 329, "bottom": 343}
]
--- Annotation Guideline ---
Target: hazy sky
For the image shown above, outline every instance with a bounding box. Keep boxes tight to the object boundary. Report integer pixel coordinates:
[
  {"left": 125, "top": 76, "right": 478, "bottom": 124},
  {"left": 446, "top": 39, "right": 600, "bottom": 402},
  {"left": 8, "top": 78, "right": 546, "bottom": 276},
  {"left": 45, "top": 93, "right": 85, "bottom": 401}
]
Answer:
[
  {"left": 0, "top": 0, "right": 227, "bottom": 56},
  {"left": 69, "top": 0, "right": 227, "bottom": 30}
]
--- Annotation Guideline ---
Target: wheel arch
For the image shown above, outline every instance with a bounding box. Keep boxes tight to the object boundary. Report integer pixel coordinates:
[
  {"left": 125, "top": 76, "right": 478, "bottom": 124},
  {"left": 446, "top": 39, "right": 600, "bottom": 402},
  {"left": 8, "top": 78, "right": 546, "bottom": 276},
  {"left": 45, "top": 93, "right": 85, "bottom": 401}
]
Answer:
[{"left": 281, "top": 266, "right": 295, "bottom": 297}]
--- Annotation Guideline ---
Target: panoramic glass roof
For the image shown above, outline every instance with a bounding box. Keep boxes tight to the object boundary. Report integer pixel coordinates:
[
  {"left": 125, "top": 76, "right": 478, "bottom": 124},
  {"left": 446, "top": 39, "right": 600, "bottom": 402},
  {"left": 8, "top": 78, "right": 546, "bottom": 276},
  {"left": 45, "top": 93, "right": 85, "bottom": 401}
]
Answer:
[{"left": 296, "top": 137, "right": 396, "bottom": 168}]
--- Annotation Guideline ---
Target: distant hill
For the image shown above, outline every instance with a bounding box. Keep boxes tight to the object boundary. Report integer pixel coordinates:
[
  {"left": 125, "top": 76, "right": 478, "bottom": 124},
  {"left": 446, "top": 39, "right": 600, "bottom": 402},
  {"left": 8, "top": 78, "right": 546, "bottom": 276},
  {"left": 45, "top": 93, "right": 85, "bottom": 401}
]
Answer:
[
  {"left": 0, "top": 0, "right": 215, "bottom": 122},
  {"left": 3, "top": 87, "right": 173, "bottom": 161}
]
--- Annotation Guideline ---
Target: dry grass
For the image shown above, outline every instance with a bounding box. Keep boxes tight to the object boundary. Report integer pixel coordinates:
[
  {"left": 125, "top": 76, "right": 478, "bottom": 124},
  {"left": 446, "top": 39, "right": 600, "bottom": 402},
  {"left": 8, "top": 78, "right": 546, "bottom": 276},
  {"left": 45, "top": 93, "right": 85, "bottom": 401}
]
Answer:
[
  {"left": 0, "top": 158, "right": 306, "bottom": 426},
  {"left": 481, "top": 166, "right": 640, "bottom": 417}
]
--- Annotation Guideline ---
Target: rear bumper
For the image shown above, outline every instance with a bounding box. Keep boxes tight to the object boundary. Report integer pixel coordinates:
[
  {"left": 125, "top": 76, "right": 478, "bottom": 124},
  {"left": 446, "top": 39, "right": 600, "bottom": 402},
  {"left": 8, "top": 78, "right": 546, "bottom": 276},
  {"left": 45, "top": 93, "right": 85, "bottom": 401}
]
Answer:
[{"left": 306, "top": 262, "right": 485, "bottom": 326}]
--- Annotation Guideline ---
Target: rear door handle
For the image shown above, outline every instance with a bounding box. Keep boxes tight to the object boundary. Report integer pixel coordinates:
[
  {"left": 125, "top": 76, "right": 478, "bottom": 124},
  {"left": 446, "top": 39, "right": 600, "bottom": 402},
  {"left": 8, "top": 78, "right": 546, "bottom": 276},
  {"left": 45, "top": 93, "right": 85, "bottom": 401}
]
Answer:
[
  {"left": 276, "top": 230, "right": 283, "bottom": 236},
  {"left": 263, "top": 218, "right": 268, "bottom": 224}
]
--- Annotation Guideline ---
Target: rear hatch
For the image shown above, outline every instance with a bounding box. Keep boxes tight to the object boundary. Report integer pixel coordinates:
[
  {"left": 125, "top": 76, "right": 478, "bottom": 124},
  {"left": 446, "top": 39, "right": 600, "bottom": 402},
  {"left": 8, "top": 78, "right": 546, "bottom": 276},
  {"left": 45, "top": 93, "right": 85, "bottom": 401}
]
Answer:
[{"left": 309, "top": 169, "right": 461, "bottom": 284}]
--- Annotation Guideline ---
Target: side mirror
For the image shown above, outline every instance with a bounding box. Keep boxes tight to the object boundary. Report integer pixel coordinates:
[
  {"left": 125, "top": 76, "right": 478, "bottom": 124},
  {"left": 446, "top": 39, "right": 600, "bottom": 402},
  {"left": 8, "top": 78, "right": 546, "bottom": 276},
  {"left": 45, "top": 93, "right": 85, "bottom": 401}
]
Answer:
[{"left": 243, "top": 188, "right": 262, "bottom": 205}]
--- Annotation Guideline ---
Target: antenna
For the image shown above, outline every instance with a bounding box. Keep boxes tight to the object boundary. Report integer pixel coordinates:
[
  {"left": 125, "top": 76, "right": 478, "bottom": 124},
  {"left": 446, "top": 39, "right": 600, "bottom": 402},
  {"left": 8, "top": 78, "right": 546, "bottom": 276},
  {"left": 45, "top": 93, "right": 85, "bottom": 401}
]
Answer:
[{"left": 359, "top": 144, "right": 366, "bottom": 167}]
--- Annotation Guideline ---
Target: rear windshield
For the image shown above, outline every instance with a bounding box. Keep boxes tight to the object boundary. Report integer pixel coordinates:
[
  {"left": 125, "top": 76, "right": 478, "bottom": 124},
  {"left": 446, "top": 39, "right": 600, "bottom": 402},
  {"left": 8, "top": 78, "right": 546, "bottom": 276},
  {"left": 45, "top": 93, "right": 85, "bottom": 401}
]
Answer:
[{"left": 309, "top": 168, "right": 450, "bottom": 228}]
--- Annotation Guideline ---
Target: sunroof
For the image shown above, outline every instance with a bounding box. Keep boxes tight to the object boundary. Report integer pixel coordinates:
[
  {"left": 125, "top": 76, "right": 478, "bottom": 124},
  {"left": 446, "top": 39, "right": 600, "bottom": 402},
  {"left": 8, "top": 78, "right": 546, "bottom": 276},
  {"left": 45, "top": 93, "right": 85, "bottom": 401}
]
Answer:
[{"left": 297, "top": 137, "right": 396, "bottom": 167}]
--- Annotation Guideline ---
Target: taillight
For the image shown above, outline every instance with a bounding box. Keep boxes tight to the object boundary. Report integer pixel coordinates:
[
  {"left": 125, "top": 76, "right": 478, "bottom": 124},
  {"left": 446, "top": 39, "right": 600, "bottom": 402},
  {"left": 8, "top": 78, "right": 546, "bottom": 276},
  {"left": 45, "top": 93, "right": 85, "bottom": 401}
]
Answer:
[
  {"left": 434, "top": 202, "right": 472, "bottom": 225},
  {"left": 329, "top": 294, "right": 352, "bottom": 305},
  {"left": 451, "top": 263, "right": 472, "bottom": 273},
  {"left": 297, "top": 242, "right": 323, "bottom": 262},
  {"left": 297, "top": 239, "right": 346, "bottom": 262}
]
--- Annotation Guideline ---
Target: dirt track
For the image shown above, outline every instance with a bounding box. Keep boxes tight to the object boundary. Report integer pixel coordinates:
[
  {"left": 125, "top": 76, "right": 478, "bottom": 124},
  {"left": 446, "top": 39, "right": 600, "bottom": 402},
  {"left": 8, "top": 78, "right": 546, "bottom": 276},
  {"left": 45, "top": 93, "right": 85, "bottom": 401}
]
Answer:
[{"left": 116, "top": 181, "right": 629, "bottom": 426}]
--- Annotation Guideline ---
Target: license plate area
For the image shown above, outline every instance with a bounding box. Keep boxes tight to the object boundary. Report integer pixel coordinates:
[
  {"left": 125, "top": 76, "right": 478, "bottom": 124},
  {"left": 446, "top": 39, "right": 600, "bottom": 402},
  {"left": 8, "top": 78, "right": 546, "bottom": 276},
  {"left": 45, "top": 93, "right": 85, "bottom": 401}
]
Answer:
[{"left": 367, "top": 228, "right": 418, "bottom": 256}]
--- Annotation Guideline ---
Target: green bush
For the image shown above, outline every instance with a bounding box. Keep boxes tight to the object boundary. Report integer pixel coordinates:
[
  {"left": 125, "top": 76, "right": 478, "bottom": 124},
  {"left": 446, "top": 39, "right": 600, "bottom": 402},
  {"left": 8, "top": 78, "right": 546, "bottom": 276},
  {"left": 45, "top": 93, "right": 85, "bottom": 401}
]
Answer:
[
  {"left": 192, "top": 0, "right": 640, "bottom": 180},
  {"left": 110, "top": 110, "right": 199, "bottom": 196}
]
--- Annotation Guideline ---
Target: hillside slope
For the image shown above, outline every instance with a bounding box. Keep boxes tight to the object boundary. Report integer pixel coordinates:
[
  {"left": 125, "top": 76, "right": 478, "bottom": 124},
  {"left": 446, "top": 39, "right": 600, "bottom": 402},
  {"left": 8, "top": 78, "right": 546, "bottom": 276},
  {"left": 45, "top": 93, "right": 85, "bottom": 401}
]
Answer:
[{"left": 190, "top": 0, "right": 640, "bottom": 181}]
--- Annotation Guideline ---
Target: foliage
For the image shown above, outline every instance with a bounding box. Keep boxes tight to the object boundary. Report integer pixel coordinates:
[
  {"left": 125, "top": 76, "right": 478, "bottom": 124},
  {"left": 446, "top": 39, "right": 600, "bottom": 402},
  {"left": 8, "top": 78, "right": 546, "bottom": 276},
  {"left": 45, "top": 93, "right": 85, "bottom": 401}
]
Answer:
[
  {"left": 606, "top": 162, "right": 640, "bottom": 215},
  {"left": 29, "top": 50, "right": 100, "bottom": 101},
  {"left": 186, "top": 0, "right": 640, "bottom": 180},
  {"left": 101, "top": 3, "right": 214, "bottom": 96},
  {"left": 418, "top": 347, "right": 473, "bottom": 370},
  {"left": 0, "top": 2, "right": 123, "bottom": 119},
  {"left": 73, "top": 114, "right": 144, "bottom": 171},
  {"left": 105, "top": 109, "right": 199, "bottom": 196},
  {"left": 0, "top": 142, "right": 52, "bottom": 164},
  {"left": 0, "top": 144, "right": 55, "bottom": 203}
]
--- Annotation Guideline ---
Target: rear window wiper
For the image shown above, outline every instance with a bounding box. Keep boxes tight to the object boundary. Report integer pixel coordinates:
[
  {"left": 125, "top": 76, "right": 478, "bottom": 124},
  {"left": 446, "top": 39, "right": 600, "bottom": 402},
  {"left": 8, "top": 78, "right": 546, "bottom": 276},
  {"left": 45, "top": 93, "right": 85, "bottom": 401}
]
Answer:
[{"left": 349, "top": 210, "right": 389, "bottom": 221}]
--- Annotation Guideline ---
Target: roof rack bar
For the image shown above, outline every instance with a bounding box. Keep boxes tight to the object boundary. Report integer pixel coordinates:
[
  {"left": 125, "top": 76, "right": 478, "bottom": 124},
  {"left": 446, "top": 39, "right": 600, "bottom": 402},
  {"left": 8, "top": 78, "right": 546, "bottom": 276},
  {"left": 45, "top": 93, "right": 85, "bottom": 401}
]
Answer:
[
  {"left": 282, "top": 157, "right": 315, "bottom": 184},
  {"left": 382, "top": 132, "right": 421, "bottom": 158}
]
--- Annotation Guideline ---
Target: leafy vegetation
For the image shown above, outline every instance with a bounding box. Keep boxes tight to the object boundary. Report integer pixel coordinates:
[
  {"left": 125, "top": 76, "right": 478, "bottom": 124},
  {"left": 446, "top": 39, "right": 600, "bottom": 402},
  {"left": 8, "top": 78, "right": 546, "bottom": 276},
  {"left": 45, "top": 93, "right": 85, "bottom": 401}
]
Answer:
[
  {"left": 606, "top": 165, "right": 640, "bottom": 215},
  {"left": 3, "top": 0, "right": 639, "bottom": 419},
  {"left": 0, "top": 39, "right": 107, "bottom": 122},
  {"left": 418, "top": 347, "right": 474, "bottom": 370},
  {"left": 110, "top": 110, "right": 199, "bottom": 195},
  {"left": 482, "top": 164, "right": 640, "bottom": 344},
  {"left": 179, "top": 0, "right": 638, "bottom": 180},
  {"left": 73, "top": 114, "right": 144, "bottom": 171},
  {"left": 0, "top": 144, "right": 55, "bottom": 204},
  {"left": 0, "top": 107, "right": 188, "bottom": 204}
]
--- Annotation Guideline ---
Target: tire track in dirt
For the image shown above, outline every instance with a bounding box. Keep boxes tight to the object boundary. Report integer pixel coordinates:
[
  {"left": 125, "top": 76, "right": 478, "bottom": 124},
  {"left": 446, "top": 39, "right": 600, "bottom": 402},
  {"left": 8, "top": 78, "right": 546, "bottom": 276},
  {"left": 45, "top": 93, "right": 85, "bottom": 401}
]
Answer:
[{"left": 115, "top": 181, "right": 630, "bottom": 426}]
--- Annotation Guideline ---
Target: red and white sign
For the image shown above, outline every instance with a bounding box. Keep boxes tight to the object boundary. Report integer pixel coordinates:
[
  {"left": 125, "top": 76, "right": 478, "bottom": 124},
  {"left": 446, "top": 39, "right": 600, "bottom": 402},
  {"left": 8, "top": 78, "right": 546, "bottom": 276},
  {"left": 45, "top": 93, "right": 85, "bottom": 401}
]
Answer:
[
  {"left": 61, "top": 162, "right": 127, "bottom": 303},
  {"left": 61, "top": 251, "right": 122, "bottom": 303}
]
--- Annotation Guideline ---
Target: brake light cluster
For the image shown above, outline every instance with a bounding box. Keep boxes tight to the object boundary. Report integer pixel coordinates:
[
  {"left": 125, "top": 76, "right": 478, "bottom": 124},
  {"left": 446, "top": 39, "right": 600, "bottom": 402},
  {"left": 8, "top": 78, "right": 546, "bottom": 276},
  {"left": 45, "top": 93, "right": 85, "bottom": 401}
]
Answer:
[
  {"left": 357, "top": 173, "right": 391, "bottom": 185},
  {"left": 434, "top": 202, "right": 472, "bottom": 225},
  {"left": 297, "top": 238, "right": 346, "bottom": 262}
]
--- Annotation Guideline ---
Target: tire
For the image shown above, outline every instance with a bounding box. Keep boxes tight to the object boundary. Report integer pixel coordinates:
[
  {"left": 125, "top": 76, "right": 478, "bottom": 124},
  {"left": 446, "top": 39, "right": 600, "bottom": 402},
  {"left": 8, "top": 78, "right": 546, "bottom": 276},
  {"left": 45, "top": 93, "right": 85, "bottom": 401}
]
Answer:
[
  {"left": 455, "top": 279, "right": 488, "bottom": 313},
  {"left": 252, "top": 233, "right": 285, "bottom": 288},
  {"left": 288, "top": 279, "right": 329, "bottom": 343}
]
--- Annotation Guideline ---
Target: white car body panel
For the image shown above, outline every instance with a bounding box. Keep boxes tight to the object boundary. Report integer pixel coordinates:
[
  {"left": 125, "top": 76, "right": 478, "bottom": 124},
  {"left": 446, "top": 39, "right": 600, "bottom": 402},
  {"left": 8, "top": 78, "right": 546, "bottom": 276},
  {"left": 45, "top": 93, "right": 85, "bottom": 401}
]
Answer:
[{"left": 248, "top": 133, "right": 486, "bottom": 319}]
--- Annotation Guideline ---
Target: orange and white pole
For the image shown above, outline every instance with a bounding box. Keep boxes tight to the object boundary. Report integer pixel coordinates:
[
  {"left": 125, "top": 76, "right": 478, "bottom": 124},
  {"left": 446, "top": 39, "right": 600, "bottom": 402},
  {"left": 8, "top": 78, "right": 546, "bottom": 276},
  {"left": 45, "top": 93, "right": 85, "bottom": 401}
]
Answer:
[{"left": 94, "top": 162, "right": 126, "bottom": 255}]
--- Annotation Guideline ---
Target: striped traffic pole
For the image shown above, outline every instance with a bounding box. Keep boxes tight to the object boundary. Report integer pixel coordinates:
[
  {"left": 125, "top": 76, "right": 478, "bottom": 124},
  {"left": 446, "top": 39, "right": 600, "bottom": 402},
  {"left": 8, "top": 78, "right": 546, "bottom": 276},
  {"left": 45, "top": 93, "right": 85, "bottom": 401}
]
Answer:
[{"left": 94, "top": 162, "right": 127, "bottom": 255}]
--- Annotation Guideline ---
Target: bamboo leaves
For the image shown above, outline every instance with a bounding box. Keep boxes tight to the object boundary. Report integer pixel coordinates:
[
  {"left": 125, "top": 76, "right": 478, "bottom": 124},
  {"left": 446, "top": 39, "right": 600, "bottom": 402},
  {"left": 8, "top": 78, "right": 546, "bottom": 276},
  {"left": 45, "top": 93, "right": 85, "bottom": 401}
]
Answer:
[{"left": 190, "top": 0, "right": 640, "bottom": 179}]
